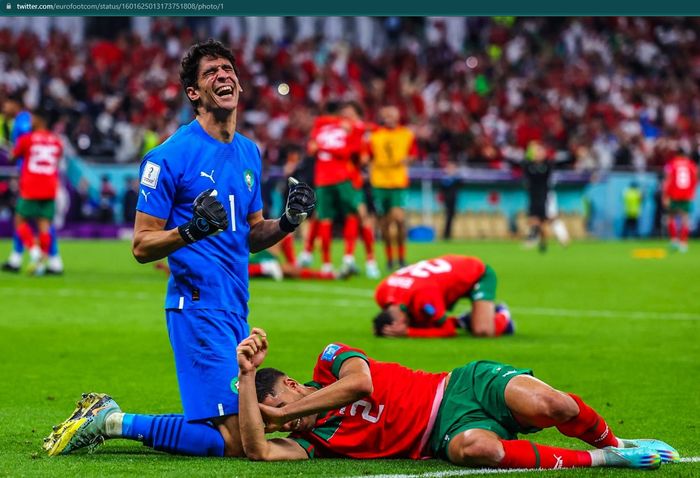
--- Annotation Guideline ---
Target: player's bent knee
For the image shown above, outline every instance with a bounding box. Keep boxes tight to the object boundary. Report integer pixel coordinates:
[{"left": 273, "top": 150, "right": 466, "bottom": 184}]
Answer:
[
  {"left": 448, "top": 429, "right": 504, "bottom": 467},
  {"left": 538, "top": 391, "right": 579, "bottom": 423}
]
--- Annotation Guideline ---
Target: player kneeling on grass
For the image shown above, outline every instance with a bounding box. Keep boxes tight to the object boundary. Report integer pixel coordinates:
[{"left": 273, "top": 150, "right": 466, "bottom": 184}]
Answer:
[
  {"left": 373, "top": 255, "right": 513, "bottom": 338},
  {"left": 236, "top": 332, "right": 678, "bottom": 469}
]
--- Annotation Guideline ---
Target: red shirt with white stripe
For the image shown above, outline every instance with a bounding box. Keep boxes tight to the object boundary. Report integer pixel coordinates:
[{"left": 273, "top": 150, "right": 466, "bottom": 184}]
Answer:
[
  {"left": 375, "top": 255, "right": 486, "bottom": 328},
  {"left": 664, "top": 155, "right": 698, "bottom": 201},
  {"left": 291, "top": 343, "right": 447, "bottom": 459},
  {"left": 12, "top": 130, "right": 63, "bottom": 200},
  {"left": 309, "top": 116, "right": 362, "bottom": 187}
]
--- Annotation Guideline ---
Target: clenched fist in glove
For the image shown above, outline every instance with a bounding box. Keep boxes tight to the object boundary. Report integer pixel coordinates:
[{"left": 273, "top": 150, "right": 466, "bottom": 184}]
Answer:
[
  {"left": 178, "top": 189, "right": 229, "bottom": 244},
  {"left": 279, "top": 177, "right": 316, "bottom": 232}
]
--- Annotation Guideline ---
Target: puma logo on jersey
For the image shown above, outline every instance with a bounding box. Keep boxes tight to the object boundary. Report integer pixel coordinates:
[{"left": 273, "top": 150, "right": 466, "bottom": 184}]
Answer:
[
  {"left": 141, "top": 190, "right": 150, "bottom": 202},
  {"left": 200, "top": 170, "right": 215, "bottom": 183}
]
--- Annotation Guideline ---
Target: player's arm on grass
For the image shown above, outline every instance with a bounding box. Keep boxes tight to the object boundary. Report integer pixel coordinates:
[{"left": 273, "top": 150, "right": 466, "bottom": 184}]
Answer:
[
  {"left": 237, "top": 333, "right": 308, "bottom": 461},
  {"left": 260, "top": 356, "right": 373, "bottom": 432},
  {"left": 407, "top": 319, "right": 457, "bottom": 338}
]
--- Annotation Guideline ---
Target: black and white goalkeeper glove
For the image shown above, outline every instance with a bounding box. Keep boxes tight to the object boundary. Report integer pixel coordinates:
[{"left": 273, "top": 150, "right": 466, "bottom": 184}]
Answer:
[
  {"left": 279, "top": 177, "right": 316, "bottom": 232},
  {"left": 178, "top": 189, "right": 229, "bottom": 244}
]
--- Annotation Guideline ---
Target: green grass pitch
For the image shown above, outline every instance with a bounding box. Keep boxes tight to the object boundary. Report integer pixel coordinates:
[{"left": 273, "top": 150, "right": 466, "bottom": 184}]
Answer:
[{"left": 0, "top": 238, "right": 698, "bottom": 477}]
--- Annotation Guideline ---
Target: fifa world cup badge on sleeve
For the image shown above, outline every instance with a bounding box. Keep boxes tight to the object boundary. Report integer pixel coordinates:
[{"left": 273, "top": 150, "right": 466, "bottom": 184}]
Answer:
[
  {"left": 321, "top": 344, "right": 341, "bottom": 361},
  {"left": 141, "top": 161, "right": 161, "bottom": 189}
]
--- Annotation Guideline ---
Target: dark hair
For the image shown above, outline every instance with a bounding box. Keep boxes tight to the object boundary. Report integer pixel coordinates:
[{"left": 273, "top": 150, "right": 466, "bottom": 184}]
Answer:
[
  {"left": 324, "top": 101, "right": 341, "bottom": 115},
  {"left": 180, "top": 39, "right": 238, "bottom": 113},
  {"left": 372, "top": 310, "right": 395, "bottom": 337},
  {"left": 342, "top": 100, "right": 364, "bottom": 117},
  {"left": 6, "top": 91, "right": 24, "bottom": 104},
  {"left": 31, "top": 107, "right": 48, "bottom": 121},
  {"left": 255, "top": 367, "right": 286, "bottom": 402}
]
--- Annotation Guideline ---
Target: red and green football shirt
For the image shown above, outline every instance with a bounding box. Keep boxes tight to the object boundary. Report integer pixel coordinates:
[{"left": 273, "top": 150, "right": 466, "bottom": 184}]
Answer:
[
  {"left": 664, "top": 156, "right": 698, "bottom": 201},
  {"left": 309, "top": 116, "right": 362, "bottom": 187},
  {"left": 12, "top": 130, "right": 63, "bottom": 200},
  {"left": 290, "top": 343, "right": 448, "bottom": 459},
  {"left": 375, "top": 255, "right": 486, "bottom": 327}
]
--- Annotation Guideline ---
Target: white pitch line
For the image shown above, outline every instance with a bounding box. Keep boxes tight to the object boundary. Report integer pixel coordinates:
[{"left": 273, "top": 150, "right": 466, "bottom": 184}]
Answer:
[
  {"left": 0, "top": 285, "right": 698, "bottom": 321},
  {"left": 345, "top": 457, "right": 700, "bottom": 478},
  {"left": 253, "top": 282, "right": 375, "bottom": 297},
  {"left": 513, "top": 307, "right": 700, "bottom": 321}
]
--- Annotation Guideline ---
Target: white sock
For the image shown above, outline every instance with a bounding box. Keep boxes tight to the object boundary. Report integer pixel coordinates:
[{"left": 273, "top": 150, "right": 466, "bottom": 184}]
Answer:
[
  {"left": 105, "top": 412, "right": 124, "bottom": 438},
  {"left": 29, "top": 246, "right": 41, "bottom": 263},
  {"left": 589, "top": 449, "right": 606, "bottom": 467},
  {"left": 48, "top": 255, "right": 64, "bottom": 271},
  {"left": 7, "top": 251, "right": 22, "bottom": 267}
]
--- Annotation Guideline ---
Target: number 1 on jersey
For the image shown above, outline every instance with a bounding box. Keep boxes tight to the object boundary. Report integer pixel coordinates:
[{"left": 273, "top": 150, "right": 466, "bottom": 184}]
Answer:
[{"left": 229, "top": 194, "right": 236, "bottom": 232}]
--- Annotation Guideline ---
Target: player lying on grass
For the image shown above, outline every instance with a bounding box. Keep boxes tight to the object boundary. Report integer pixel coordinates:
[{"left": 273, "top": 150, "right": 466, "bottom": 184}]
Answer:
[
  {"left": 236, "top": 331, "right": 679, "bottom": 469},
  {"left": 373, "top": 255, "right": 513, "bottom": 338},
  {"left": 249, "top": 235, "right": 342, "bottom": 281}
]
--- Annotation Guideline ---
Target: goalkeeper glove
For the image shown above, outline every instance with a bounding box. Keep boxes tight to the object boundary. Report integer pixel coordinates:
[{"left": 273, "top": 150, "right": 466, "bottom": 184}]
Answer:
[
  {"left": 178, "top": 189, "right": 229, "bottom": 244},
  {"left": 279, "top": 177, "right": 316, "bottom": 232}
]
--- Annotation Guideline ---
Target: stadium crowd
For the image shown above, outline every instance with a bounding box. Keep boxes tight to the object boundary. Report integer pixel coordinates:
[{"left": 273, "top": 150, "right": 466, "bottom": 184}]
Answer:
[{"left": 2, "top": 16, "right": 700, "bottom": 172}]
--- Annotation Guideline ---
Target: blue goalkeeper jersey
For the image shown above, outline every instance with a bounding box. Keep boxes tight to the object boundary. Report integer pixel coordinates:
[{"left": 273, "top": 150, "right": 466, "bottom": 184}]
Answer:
[{"left": 136, "top": 119, "right": 263, "bottom": 314}]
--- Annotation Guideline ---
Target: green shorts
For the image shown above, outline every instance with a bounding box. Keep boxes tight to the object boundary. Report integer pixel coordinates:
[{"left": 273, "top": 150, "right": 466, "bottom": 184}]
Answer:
[
  {"left": 16, "top": 198, "right": 55, "bottom": 220},
  {"left": 669, "top": 200, "right": 691, "bottom": 214},
  {"left": 249, "top": 250, "right": 276, "bottom": 264},
  {"left": 316, "top": 181, "right": 361, "bottom": 220},
  {"left": 372, "top": 187, "right": 407, "bottom": 216},
  {"left": 469, "top": 265, "right": 497, "bottom": 302},
  {"left": 428, "top": 360, "right": 538, "bottom": 460}
]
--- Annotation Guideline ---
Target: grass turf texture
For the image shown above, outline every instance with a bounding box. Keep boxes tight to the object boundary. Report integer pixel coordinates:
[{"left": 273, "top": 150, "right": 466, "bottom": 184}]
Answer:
[{"left": 0, "top": 238, "right": 698, "bottom": 478}]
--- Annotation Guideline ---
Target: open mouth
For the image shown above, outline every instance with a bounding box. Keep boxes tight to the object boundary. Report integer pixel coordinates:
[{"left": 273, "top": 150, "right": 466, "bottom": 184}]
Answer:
[{"left": 215, "top": 85, "right": 234, "bottom": 98}]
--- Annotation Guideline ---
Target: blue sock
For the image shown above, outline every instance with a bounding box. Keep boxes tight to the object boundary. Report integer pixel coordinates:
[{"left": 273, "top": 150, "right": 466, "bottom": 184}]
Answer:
[
  {"left": 12, "top": 231, "right": 23, "bottom": 253},
  {"left": 49, "top": 225, "right": 58, "bottom": 256},
  {"left": 121, "top": 414, "right": 225, "bottom": 457}
]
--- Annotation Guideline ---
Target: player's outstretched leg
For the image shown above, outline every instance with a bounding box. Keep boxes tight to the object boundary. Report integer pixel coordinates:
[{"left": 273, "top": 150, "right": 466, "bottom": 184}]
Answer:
[
  {"left": 504, "top": 374, "right": 677, "bottom": 465},
  {"left": 44, "top": 393, "right": 227, "bottom": 457},
  {"left": 446, "top": 429, "right": 661, "bottom": 470},
  {"left": 43, "top": 393, "right": 121, "bottom": 456}
]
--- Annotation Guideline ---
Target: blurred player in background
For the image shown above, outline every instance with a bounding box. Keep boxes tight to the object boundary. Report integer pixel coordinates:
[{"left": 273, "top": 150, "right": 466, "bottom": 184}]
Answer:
[
  {"left": 546, "top": 191, "right": 571, "bottom": 247},
  {"left": 522, "top": 140, "right": 554, "bottom": 253},
  {"left": 303, "top": 102, "right": 363, "bottom": 275},
  {"left": 621, "top": 180, "right": 644, "bottom": 239},
  {"left": 337, "top": 101, "right": 379, "bottom": 279},
  {"left": 235, "top": 334, "right": 677, "bottom": 470},
  {"left": 662, "top": 153, "right": 697, "bottom": 252},
  {"left": 44, "top": 39, "right": 315, "bottom": 459},
  {"left": 5, "top": 109, "right": 63, "bottom": 275},
  {"left": 373, "top": 255, "right": 513, "bottom": 338},
  {"left": 369, "top": 105, "right": 416, "bottom": 270},
  {"left": 249, "top": 235, "right": 339, "bottom": 281}
]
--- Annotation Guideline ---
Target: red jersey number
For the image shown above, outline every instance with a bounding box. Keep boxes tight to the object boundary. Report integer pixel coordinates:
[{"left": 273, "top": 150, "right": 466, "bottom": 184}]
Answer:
[
  {"left": 396, "top": 258, "right": 453, "bottom": 278},
  {"left": 339, "top": 400, "right": 385, "bottom": 424},
  {"left": 675, "top": 165, "right": 692, "bottom": 189}
]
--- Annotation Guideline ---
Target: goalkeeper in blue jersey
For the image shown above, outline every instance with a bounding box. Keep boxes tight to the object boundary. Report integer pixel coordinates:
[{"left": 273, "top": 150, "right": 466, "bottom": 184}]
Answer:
[{"left": 43, "top": 39, "right": 315, "bottom": 458}]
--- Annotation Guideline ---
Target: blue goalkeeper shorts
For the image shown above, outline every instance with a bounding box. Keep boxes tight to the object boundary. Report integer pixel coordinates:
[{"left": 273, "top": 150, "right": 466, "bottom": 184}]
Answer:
[{"left": 166, "top": 309, "right": 249, "bottom": 422}]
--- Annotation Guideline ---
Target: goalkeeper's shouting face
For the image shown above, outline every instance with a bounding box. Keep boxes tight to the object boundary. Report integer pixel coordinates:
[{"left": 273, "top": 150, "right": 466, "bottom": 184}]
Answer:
[
  {"left": 373, "top": 305, "right": 409, "bottom": 337},
  {"left": 180, "top": 39, "right": 243, "bottom": 117}
]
